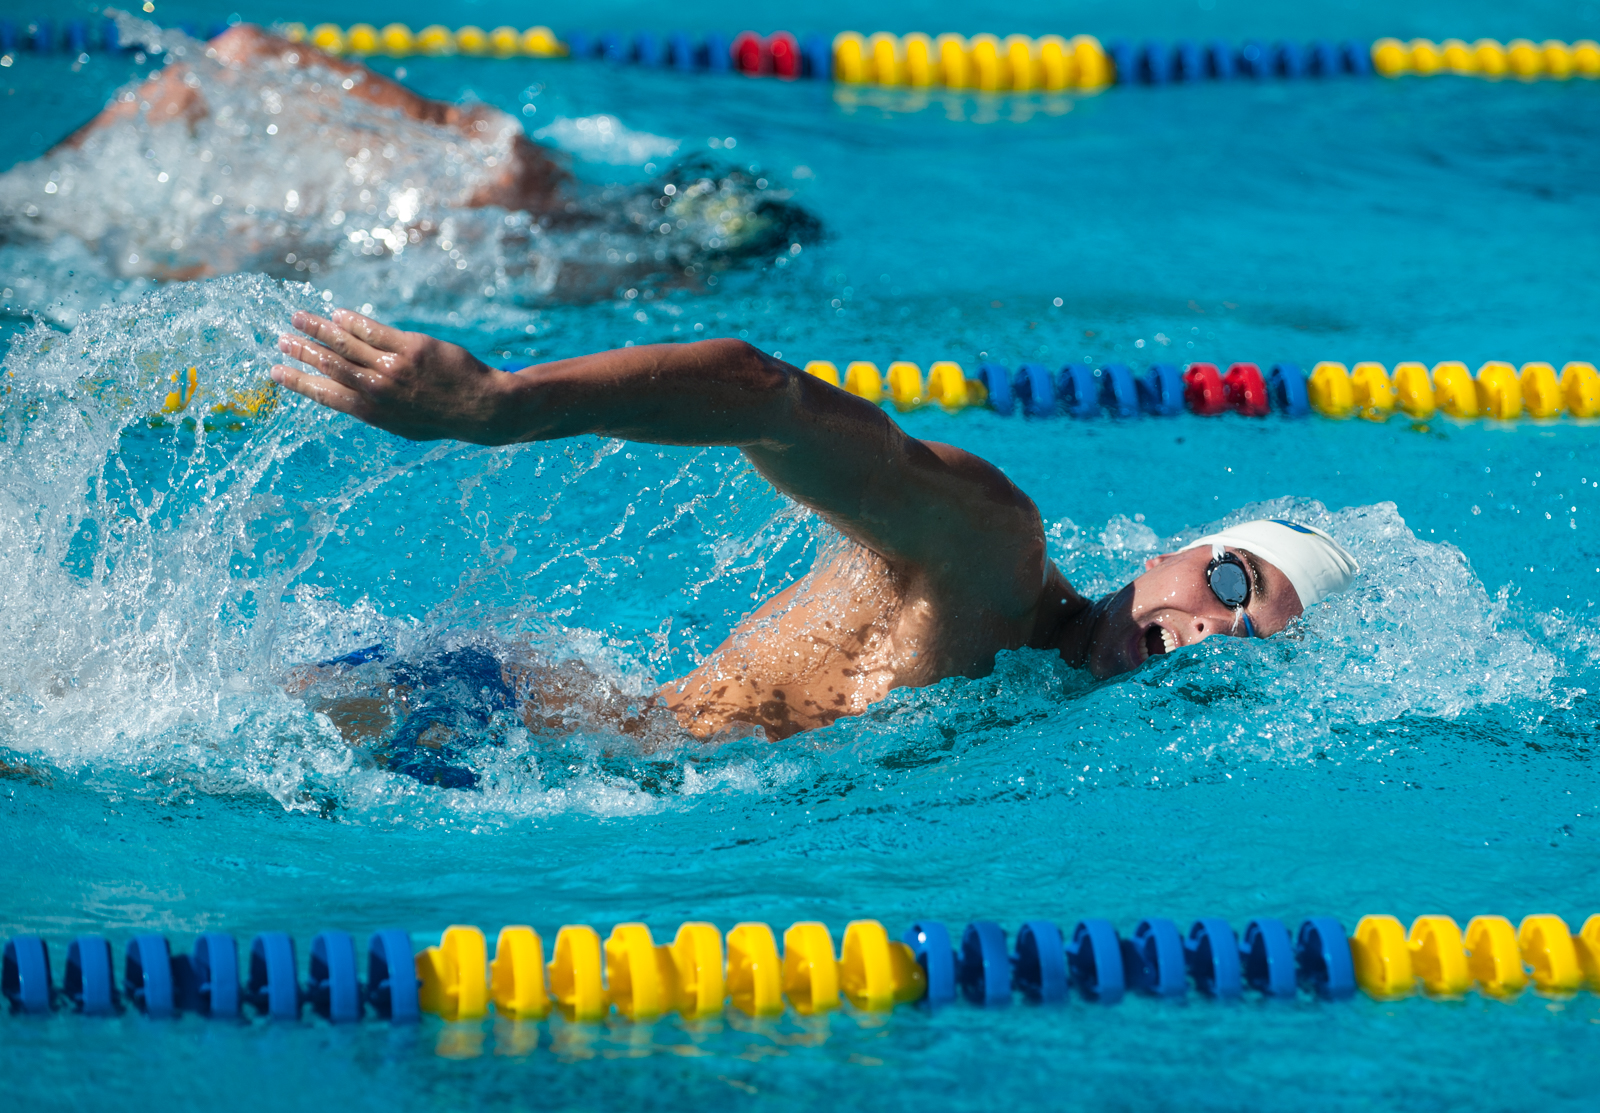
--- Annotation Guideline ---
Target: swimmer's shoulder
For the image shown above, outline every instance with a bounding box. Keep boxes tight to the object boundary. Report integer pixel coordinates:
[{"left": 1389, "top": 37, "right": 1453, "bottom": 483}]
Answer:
[
  {"left": 904, "top": 439, "right": 1047, "bottom": 611},
  {"left": 916, "top": 440, "right": 1040, "bottom": 516}
]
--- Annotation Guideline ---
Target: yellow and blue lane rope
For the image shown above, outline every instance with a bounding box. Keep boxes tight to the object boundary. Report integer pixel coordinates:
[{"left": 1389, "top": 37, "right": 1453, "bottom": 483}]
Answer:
[
  {"left": 786, "top": 357, "right": 1600, "bottom": 422},
  {"left": 5, "top": 20, "right": 1597, "bottom": 92},
  {"left": 5, "top": 912, "right": 1599, "bottom": 1021}
]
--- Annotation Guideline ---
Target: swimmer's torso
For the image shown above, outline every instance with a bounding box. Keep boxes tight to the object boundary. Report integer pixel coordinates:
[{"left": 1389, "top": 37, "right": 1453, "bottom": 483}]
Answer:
[{"left": 659, "top": 541, "right": 1057, "bottom": 740}]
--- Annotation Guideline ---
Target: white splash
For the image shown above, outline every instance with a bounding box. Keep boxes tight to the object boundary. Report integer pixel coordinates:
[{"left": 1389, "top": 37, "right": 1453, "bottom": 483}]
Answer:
[{"left": 533, "top": 114, "right": 681, "bottom": 166}]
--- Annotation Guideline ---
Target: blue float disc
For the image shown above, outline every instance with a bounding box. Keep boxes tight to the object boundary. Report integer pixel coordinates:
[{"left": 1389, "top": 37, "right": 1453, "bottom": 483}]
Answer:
[
  {"left": 1098, "top": 363, "right": 1139, "bottom": 418},
  {"left": 1239, "top": 41, "right": 1268, "bottom": 77},
  {"left": 3, "top": 936, "right": 54, "bottom": 1014},
  {"left": 248, "top": 933, "right": 301, "bottom": 1020},
  {"left": 633, "top": 32, "right": 663, "bottom": 67},
  {"left": 977, "top": 362, "right": 1015, "bottom": 416},
  {"left": 1174, "top": 40, "right": 1203, "bottom": 81},
  {"left": 1068, "top": 919, "right": 1126, "bottom": 1003},
  {"left": 1014, "top": 363, "right": 1056, "bottom": 417},
  {"left": 1059, "top": 364, "right": 1100, "bottom": 419},
  {"left": 959, "top": 922, "right": 1011, "bottom": 1006},
  {"left": 1340, "top": 41, "right": 1373, "bottom": 75},
  {"left": 705, "top": 32, "right": 731, "bottom": 72},
  {"left": 1206, "top": 40, "right": 1237, "bottom": 79},
  {"left": 801, "top": 33, "right": 830, "bottom": 79},
  {"left": 564, "top": 31, "right": 594, "bottom": 59},
  {"left": 1138, "top": 363, "right": 1185, "bottom": 415},
  {"left": 665, "top": 32, "right": 693, "bottom": 70},
  {"left": 125, "top": 935, "right": 176, "bottom": 1017},
  {"left": 367, "top": 930, "right": 420, "bottom": 1022},
  {"left": 1013, "top": 921, "right": 1067, "bottom": 1003},
  {"left": 902, "top": 921, "right": 956, "bottom": 1006},
  {"left": 309, "top": 931, "right": 363, "bottom": 1023},
  {"left": 1130, "top": 918, "right": 1187, "bottom": 997},
  {"left": 1242, "top": 918, "right": 1297, "bottom": 997},
  {"left": 1185, "top": 919, "right": 1242, "bottom": 998},
  {"left": 1296, "top": 917, "right": 1355, "bottom": 999},
  {"left": 65, "top": 936, "right": 117, "bottom": 1015},
  {"left": 1138, "top": 41, "right": 1170, "bottom": 84},
  {"left": 1308, "top": 40, "right": 1340, "bottom": 76},
  {"left": 1269, "top": 363, "right": 1310, "bottom": 417},
  {"left": 191, "top": 933, "right": 240, "bottom": 1018},
  {"left": 1274, "top": 41, "right": 1306, "bottom": 78},
  {"left": 1106, "top": 40, "right": 1134, "bottom": 84}
]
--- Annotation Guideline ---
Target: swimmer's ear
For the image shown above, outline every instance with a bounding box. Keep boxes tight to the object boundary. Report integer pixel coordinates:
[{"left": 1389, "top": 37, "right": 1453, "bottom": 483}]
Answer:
[{"left": 1143, "top": 551, "right": 1182, "bottom": 572}]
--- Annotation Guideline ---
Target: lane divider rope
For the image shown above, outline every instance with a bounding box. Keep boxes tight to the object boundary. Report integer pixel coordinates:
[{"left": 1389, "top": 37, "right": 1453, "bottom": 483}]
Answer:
[
  {"left": 7, "top": 23, "right": 1596, "bottom": 92},
  {"left": 795, "top": 358, "right": 1600, "bottom": 422},
  {"left": 6, "top": 913, "right": 1599, "bottom": 1021}
]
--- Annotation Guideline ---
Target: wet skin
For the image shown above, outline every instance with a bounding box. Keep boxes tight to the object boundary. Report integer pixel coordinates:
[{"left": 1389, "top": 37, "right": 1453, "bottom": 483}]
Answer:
[{"left": 273, "top": 310, "right": 1303, "bottom": 740}]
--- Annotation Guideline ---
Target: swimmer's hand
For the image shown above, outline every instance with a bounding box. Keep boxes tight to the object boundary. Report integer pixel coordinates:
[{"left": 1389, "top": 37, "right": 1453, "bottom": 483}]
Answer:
[{"left": 273, "top": 309, "right": 522, "bottom": 443}]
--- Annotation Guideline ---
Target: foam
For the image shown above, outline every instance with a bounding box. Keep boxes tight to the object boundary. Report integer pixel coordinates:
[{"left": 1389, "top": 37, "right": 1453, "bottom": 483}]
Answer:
[
  {"left": 0, "top": 276, "right": 830, "bottom": 823},
  {"left": 533, "top": 114, "right": 681, "bottom": 166}
]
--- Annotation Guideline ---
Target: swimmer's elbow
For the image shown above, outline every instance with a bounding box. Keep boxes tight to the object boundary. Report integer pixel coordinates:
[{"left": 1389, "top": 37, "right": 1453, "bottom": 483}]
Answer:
[
  {"left": 687, "top": 338, "right": 794, "bottom": 404},
  {"left": 693, "top": 337, "right": 784, "bottom": 379}
]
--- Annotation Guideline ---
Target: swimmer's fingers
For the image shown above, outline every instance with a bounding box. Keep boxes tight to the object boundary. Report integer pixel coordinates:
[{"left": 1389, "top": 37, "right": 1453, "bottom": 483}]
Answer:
[
  {"left": 276, "top": 332, "right": 377, "bottom": 393},
  {"left": 270, "top": 362, "right": 377, "bottom": 421},
  {"left": 290, "top": 310, "right": 386, "bottom": 370},
  {"left": 331, "top": 307, "right": 410, "bottom": 355}
]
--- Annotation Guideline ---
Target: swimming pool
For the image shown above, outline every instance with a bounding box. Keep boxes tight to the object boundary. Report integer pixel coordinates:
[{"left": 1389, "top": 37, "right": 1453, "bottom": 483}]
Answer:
[{"left": 1, "top": 1, "right": 1598, "bottom": 1108}]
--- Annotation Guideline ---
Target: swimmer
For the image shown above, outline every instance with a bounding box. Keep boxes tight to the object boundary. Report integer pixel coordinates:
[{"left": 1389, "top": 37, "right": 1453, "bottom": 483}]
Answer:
[
  {"left": 274, "top": 311, "right": 1359, "bottom": 742},
  {"left": 2, "top": 21, "right": 816, "bottom": 297}
]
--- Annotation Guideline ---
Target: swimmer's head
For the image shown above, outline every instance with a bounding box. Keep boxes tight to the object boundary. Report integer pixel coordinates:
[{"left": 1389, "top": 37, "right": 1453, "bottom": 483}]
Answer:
[{"left": 1083, "top": 519, "right": 1360, "bottom": 677}]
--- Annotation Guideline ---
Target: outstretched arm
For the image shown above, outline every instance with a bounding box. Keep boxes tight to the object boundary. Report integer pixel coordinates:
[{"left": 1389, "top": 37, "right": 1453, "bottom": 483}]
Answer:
[{"left": 274, "top": 310, "right": 1046, "bottom": 606}]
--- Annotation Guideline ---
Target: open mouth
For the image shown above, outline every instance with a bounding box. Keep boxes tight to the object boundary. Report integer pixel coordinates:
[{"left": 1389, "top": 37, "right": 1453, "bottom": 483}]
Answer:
[{"left": 1143, "top": 623, "right": 1179, "bottom": 659}]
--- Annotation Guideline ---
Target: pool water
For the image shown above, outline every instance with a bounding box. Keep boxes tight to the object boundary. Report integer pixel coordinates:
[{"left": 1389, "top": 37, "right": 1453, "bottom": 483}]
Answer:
[{"left": 2, "top": 2, "right": 1598, "bottom": 1109}]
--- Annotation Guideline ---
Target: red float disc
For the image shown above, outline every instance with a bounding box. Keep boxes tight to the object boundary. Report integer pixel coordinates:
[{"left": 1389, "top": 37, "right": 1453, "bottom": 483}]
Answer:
[
  {"left": 732, "top": 30, "right": 765, "bottom": 74},
  {"left": 1223, "top": 362, "right": 1270, "bottom": 416},
  {"left": 768, "top": 32, "right": 800, "bottom": 78},
  {"left": 1183, "top": 363, "right": 1226, "bottom": 415}
]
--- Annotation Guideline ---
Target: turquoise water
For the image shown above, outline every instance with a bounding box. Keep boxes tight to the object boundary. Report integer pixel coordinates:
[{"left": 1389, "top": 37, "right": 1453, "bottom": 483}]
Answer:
[{"left": 2, "top": 3, "right": 1599, "bottom": 1109}]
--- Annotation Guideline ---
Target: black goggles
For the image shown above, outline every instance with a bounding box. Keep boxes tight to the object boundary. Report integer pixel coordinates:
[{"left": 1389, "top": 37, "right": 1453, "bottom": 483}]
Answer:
[{"left": 1206, "top": 551, "right": 1258, "bottom": 638}]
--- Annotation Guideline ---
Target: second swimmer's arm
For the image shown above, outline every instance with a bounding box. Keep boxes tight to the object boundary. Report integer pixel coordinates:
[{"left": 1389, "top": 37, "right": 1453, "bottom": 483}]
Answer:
[{"left": 274, "top": 309, "right": 1046, "bottom": 601}]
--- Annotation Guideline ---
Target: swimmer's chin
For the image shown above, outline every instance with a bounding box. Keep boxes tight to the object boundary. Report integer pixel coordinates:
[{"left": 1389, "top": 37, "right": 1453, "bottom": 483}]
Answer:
[{"left": 1080, "top": 584, "right": 1146, "bottom": 680}]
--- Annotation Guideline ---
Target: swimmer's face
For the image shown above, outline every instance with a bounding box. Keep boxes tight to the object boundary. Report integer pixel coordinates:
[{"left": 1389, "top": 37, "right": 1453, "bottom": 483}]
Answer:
[{"left": 1084, "top": 546, "right": 1303, "bottom": 678}]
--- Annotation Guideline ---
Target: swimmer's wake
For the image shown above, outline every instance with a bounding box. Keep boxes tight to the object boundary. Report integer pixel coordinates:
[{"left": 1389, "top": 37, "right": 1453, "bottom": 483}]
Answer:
[{"left": 0, "top": 15, "right": 819, "bottom": 323}]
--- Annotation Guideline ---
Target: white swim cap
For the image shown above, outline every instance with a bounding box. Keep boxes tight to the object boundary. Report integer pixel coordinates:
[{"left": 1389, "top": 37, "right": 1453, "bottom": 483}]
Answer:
[{"left": 1180, "top": 519, "right": 1359, "bottom": 610}]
